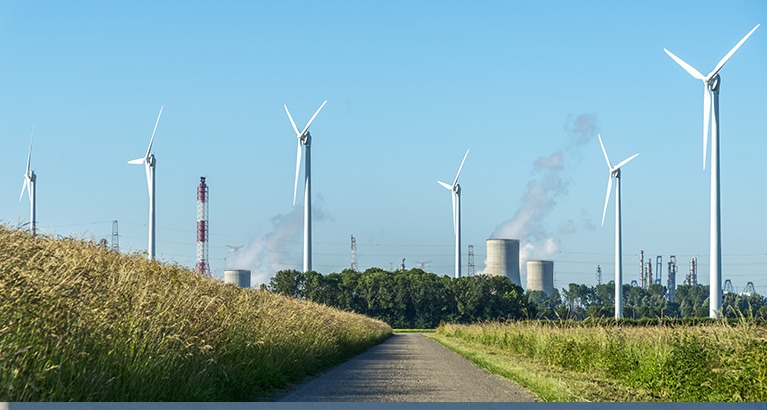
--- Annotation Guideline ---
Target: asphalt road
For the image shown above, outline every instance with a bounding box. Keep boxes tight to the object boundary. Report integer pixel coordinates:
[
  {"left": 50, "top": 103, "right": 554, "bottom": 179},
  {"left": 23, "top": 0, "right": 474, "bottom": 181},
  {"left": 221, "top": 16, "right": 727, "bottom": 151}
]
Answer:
[{"left": 276, "top": 333, "right": 538, "bottom": 402}]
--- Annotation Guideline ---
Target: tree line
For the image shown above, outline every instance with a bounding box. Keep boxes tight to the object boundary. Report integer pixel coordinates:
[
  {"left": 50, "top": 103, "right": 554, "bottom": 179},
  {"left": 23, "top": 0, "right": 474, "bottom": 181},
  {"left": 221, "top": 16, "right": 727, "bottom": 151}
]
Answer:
[
  {"left": 267, "top": 268, "right": 767, "bottom": 327},
  {"left": 269, "top": 268, "right": 529, "bottom": 328}
]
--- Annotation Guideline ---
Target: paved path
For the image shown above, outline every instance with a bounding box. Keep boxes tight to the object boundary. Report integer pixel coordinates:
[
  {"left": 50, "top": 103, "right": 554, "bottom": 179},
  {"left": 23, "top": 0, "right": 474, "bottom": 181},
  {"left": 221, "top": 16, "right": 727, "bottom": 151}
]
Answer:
[{"left": 277, "top": 333, "right": 538, "bottom": 402}]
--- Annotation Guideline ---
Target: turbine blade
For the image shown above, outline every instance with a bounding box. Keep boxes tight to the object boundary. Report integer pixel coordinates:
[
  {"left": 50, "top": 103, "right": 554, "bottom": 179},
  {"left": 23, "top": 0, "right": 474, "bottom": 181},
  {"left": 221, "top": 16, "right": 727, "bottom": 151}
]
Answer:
[
  {"left": 144, "top": 162, "right": 153, "bottom": 197},
  {"left": 284, "top": 105, "right": 301, "bottom": 137},
  {"left": 128, "top": 158, "right": 145, "bottom": 164},
  {"left": 451, "top": 192, "right": 458, "bottom": 236},
  {"left": 452, "top": 148, "right": 470, "bottom": 187},
  {"left": 146, "top": 106, "right": 163, "bottom": 159},
  {"left": 299, "top": 100, "right": 328, "bottom": 137},
  {"left": 598, "top": 134, "right": 613, "bottom": 169},
  {"left": 663, "top": 48, "right": 706, "bottom": 80},
  {"left": 293, "top": 140, "right": 302, "bottom": 206},
  {"left": 26, "top": 126, "right": 34, "bottom": 174},
  {"left": 437, "top": 180, "right": 452, "bottom": 190},
  {"left": 709, "top": 24, "right": 760, "bottom": 79},
  {"left": 613, "top": 153, "right": 639, "bottom": 170},
  {"left": 19, "top": 177, "right": 29, "bottom": 202},
  {"left": 602, "top": 176, "right": 613, "bottom": 227},
  {"left": 703, "top": 86, "right": 711, "bottom": 170}
]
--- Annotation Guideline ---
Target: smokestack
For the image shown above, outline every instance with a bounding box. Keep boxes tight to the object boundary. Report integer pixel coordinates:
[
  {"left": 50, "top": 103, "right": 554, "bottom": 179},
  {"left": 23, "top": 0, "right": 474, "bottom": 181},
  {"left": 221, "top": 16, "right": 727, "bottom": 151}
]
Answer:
[
  {"left": 486, "top": 239, "right": 521, "bottom": 286},
  {"left": 224, "top": 269, "right": 251, "bottom": 288},
  {"left": 526, "top": 260, "right": 554, "bottom": 295}
]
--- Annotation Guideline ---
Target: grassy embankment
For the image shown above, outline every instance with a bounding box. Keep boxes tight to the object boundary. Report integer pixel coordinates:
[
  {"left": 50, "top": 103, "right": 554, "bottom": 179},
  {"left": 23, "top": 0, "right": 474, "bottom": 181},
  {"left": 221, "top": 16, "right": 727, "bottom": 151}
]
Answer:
[
  {"left": 0, "top": 226, "right": 391, "bottom": 401},
  {"left": 431, "top": 320, "right": 767, "bottom": 402}
]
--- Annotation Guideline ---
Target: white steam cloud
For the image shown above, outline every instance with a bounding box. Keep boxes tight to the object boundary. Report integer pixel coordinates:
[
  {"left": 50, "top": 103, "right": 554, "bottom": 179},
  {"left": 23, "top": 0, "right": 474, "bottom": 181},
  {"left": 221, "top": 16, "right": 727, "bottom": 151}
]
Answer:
[
  {"left": 227, "top": 204, "right": 331, "bottom": 287},
  {"left": 489, "top": 113, "right": 599, "bottom": 277}
]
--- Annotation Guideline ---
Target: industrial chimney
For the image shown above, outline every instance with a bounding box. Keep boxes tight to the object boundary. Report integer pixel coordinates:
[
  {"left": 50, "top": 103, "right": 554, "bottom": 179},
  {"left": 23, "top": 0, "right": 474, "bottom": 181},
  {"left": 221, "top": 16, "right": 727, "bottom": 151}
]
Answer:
[{"left": 485, "top": 239, "right": 521, "bottom": 286}]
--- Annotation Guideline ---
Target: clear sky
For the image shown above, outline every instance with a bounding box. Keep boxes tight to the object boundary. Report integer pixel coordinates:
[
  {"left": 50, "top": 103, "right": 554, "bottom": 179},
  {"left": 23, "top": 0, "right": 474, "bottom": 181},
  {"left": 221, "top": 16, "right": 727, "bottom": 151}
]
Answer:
[{"left": 1, "top": 1, "right": 766, "bottom": 293}]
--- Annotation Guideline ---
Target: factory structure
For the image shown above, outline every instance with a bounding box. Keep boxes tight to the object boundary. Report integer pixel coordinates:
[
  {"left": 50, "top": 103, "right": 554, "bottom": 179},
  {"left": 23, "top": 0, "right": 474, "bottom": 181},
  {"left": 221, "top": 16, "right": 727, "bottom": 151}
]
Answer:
[{"left": 485, "top": 239, "right": 555, "bottom": 296}]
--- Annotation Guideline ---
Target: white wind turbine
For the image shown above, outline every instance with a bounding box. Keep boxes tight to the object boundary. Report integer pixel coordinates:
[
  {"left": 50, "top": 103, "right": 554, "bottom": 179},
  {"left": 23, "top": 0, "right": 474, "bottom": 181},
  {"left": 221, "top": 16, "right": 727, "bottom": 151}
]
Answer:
[
  {"left": 285, "top": 100, "right": 327, "bottom": 273},
  {"left": 664, "top": 23, "right": 759, "bottom": 318},
  {"left": 598, "top": 134, "right": 638, "bottom": 320},
  {"left": 20, "top": 126, "right": 37, "bottom": 236},
  {"left": 128, "top": 106, "right": 164, "bottom": 260},
  {"left": 438, "top": 149, "right": 469, "bottom": 279}
]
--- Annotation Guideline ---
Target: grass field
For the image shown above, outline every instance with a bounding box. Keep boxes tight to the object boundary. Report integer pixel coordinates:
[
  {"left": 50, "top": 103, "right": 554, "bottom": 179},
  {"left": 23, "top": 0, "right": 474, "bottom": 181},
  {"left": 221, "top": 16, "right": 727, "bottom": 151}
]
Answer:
[
  {"left": 434, "top": 320, "right": 767, "bottom": 402},
  {"left": 0, "top": 227, "right": 391, "bottom": 401}
]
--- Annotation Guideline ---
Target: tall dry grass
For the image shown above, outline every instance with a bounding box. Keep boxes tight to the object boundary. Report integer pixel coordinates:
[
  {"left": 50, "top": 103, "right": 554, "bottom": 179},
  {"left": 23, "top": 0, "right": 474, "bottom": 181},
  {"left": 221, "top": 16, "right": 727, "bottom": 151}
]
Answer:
[
  {"left": 438, "top": 320, "right": 767, "bottom": 401},
  {"left": 0, "top": 226, "right": 391, "bottom": 401}
]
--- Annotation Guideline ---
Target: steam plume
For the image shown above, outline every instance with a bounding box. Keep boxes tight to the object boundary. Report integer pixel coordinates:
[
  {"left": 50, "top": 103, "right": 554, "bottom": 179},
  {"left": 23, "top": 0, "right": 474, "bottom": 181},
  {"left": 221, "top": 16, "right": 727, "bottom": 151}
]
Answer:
[
  {"left": 227, "top": 204, "right": 331, "bottom": 286},
  {"left": 490, "top": 113, "right": 598, "bottom": 273}
]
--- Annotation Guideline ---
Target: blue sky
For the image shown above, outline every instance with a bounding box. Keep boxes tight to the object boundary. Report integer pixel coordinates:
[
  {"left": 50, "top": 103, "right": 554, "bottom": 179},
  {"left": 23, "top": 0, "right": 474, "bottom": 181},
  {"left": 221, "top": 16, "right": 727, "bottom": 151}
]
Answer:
[{"left": 1, "top": 1, "right": 766, "bottom": 293}]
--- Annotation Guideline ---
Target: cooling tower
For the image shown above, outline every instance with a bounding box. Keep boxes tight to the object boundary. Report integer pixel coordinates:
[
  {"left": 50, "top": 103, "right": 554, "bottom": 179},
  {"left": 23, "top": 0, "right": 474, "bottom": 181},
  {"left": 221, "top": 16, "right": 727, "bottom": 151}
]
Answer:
[
  {"left": 485, "top": 239, "right": 521, "bottom": 286},
  {"left": 526, "top": 260, "right": 554, "bottom": 295},
  {"left": 224, "top": 269, "right": 251, "bottom": 288}
]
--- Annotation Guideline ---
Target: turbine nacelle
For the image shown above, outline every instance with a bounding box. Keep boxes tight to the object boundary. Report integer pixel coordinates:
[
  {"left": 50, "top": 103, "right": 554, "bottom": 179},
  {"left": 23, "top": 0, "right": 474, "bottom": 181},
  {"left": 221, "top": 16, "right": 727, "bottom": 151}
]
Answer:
[
  {"left": 20, "top": 127, "right": 35, "bottom": 203},
  {"left": 598, "top": 134, "right": 638, "bottom": 227},
  {"left": 664, "top": 23, "right": 759, "bottom": 169},
  {"left": 285, "top": 100, "right": 327, "bottom": 206},
  {"left": 708, "top": 74, "right": 720, "bottom": 92}
]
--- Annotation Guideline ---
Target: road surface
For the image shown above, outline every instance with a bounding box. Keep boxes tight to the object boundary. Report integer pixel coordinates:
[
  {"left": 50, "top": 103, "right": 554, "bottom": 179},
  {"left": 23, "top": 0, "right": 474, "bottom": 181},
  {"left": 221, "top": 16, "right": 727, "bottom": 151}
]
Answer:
[{"left": 277, "top": 333, "right": 538, "bottom": 402}]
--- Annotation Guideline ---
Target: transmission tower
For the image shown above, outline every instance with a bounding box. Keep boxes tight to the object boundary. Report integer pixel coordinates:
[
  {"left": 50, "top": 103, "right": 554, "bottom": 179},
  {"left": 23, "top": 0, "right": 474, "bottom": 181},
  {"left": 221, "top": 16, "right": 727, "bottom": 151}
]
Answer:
[
  {"left": 111, "top": 220, "right": 119, "bottom": 251},
  {"left": 723, "top": 279, "right": 734, "bottom": 294},
  {"left": 667, "top": 255, "right": 677, "bottom": 302},
  {"left": 467, "top": 244, "right": 475, "bottom": 276},
  {"left": 655, "top": 256, "right": 662, "bottom": 286},
  {"left": 400, "top": 258, "right": 406, "bottom": 271},
  {"left": 596, "top": 265, "right": 602, "bottom": 285},
  {"left": 640, "top": 250, "right": 645, "bottom": 288},
  {"left": 350, "top": 235, "right": 358, "bottom": 271},
  {"left": 743, "top": 282, "right": 756, "bottom": 295},
  {"left": 415, "top": 260, "right": 431, "bottom": 270},
  {"left": 630, "top": 280, "right": 638, "bottom": 287},
  {"left": 196, "top": 177, "right": 210, "bottom": 276}
]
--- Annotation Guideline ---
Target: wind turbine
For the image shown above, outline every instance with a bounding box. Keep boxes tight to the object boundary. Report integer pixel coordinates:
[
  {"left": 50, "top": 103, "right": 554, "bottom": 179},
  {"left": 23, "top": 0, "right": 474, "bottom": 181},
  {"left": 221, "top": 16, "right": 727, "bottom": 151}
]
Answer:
[
  {"left": 285, "top": 100, "right": 327, "bottom": 273},
  {"left": 598, "top": 134, "right": 638, "bottom": 320},
  {"left": 438, "top": 148, "right": 469, "bottom": 279},
  {"left": 20, "top": 126, "right": 37, "bottom": 236},
  {"left": 128, "top": 106, "right": 164, "bottom": 260},
  {"left": 664, "top": 24, "right": 759, "bottom": 318}
]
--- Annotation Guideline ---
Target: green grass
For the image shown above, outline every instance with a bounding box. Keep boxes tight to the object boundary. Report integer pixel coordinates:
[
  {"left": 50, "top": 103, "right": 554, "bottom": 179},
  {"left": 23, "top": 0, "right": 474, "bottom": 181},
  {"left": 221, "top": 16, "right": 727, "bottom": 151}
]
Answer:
[
  {"left": 0, "top": 226, "right": 392, "bottom": 401},
  {"left": 435, "top": 321, "right": 767, "bottom": 402}
]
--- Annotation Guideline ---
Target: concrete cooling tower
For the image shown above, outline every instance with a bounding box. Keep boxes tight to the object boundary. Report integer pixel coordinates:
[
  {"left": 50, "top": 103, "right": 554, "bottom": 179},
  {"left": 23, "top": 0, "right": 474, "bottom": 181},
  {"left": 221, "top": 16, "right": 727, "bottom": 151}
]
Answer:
[
  {"left": 485, "top": 239, "right": 521, "bottom": 286},
  {"left": 526, "top": 260, "right": 554, "bottom": 295},
  {"left": 224, "top": 269, "right": 251, "bottom": 288}
]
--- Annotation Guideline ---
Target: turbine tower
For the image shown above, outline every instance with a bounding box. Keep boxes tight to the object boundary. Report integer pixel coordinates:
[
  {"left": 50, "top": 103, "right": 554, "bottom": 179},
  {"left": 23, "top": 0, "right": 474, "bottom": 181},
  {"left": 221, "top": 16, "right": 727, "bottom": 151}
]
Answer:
[
  {"left": 128, "top": 106, "right": 164, "bottom": 260},
  {"left": 438, "top": 149, "right": 469, "bottom": 279},
  {"left": 285, "top": 100, "right": 327, "bottom": 273},
  {"left": 664, "top": 24, "right": 759, "bottom": 318},
  {"left": 598, "top": 134, "right": 638, "bottom": 319},
  {"left": 20, "top": 126, "right": 36, "bottom": 236}
]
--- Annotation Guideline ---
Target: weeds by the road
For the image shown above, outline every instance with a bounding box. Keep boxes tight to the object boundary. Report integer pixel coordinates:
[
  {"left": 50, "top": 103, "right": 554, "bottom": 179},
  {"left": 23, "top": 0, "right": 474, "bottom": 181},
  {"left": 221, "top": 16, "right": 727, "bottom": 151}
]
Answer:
[
  {"left": 0, "top": 226, "right": 391, "bottom": 401},
  {"left": 436, "top": 321, "right": 767, "bottom": 401}
]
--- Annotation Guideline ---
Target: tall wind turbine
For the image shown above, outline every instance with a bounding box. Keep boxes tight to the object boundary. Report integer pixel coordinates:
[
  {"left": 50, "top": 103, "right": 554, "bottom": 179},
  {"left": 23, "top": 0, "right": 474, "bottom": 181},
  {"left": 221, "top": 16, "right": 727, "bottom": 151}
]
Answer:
[
  {"left": 598, "top": 134, "right": 638, "bottom": 320},
  {"left": 285, "top": 100, "right": 327, "bottom": 273},
  {"left": 20, "top": 126, "right": 37, "bottom": 236},
  {"left": 664, "top": 24, "right": 759, "bottom": 318},
  {"left": 128, "top": 106, "right": 164, "bottom": 260},
  {"left": 438, "top": 149, "right": 469, "bottom": 279}
]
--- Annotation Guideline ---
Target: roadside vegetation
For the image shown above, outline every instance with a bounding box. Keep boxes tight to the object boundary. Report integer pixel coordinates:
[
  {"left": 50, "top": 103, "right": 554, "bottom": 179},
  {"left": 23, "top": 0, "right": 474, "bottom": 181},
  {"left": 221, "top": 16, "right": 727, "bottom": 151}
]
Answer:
[
  {"left": 434, "top": 320, "right": 767, "bottom": 402},
  {"left": 0, "top": 226, "right": 391, "bottom": 401}
]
